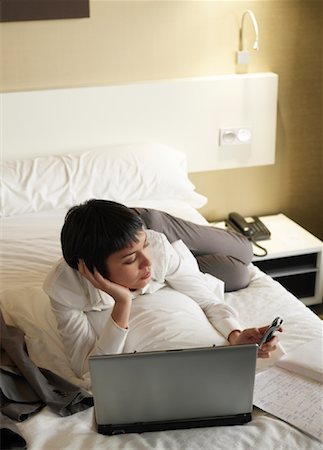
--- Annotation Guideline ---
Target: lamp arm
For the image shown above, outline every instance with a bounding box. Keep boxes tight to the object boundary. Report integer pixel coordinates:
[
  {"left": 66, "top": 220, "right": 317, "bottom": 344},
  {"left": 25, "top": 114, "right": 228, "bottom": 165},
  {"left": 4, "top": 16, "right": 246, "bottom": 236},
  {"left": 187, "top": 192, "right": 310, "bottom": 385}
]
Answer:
[{"left": 239, "top": 9, "right": 260, "bottom": 51}]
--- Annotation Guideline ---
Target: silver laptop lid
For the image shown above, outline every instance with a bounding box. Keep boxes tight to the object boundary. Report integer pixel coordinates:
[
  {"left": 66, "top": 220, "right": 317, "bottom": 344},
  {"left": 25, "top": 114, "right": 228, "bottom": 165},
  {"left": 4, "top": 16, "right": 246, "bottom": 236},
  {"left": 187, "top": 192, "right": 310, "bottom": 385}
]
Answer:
[{"left": 89, "top": 345, "right": 257, "bottom": 426}]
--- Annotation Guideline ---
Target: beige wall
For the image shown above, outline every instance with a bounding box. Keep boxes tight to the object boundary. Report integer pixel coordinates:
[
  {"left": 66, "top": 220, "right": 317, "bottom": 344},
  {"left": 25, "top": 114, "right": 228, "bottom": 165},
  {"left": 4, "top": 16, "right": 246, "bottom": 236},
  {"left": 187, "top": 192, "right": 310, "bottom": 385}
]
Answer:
[{"left": 1, "top": 1, "right": 322, "bottom": 238}]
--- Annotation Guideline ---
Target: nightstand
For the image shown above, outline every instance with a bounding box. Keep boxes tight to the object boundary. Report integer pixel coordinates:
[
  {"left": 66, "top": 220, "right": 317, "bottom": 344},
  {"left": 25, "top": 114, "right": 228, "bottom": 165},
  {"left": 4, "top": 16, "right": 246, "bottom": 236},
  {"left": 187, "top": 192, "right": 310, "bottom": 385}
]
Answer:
[{"left": 211, "top": 214, "right": 323, "bottom": 306}]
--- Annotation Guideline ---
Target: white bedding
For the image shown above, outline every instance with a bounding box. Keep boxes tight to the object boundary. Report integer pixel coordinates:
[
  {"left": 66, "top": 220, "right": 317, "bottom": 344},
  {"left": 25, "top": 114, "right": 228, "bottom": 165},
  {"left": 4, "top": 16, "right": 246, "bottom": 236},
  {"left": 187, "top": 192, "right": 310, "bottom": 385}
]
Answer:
[
  {"left": 1, "top": 206, "right": 322, "bottom": 450},
  {"left": 1, "top": 146, "right": 322, "bottom": 450},
  {"left": 0, "top": 200, "right": 207, "bottom": 292}
]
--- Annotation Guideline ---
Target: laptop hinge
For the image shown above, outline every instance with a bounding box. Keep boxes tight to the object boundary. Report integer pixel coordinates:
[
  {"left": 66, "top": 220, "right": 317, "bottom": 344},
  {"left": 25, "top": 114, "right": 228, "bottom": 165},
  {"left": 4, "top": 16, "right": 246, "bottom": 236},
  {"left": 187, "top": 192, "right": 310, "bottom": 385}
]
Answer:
[{"left": 97, "top": 413, "right": 252, "bottom": 435}]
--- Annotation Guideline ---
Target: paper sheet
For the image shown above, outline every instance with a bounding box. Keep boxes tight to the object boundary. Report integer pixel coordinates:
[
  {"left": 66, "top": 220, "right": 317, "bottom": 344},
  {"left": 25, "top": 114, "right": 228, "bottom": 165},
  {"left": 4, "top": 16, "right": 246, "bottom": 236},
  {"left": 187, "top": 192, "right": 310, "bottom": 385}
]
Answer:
[
  {"left": 277, "top": 338, "right": 323, "bottom": 383},
  {"left": 254, "top": 366, "right": 323, "bottom": 442}
]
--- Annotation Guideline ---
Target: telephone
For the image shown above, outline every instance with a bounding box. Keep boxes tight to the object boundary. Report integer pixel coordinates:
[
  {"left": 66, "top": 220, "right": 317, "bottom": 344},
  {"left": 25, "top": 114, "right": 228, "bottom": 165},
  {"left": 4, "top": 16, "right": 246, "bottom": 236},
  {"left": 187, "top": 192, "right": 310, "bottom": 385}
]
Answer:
[{"left": 226, "top": 212, "right": 271, "bottom": 241}]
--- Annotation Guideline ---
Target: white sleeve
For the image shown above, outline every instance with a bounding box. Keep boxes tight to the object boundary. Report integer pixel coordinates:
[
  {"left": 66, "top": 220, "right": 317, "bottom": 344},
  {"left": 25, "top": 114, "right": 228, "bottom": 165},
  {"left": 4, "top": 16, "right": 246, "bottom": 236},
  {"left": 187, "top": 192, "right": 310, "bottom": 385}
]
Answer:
[
  {"left": 43, "top": 264, "right": 128, "bottom": 377},
  {"left": 163, "top": 236, "right": 243, "bottom": 339}
]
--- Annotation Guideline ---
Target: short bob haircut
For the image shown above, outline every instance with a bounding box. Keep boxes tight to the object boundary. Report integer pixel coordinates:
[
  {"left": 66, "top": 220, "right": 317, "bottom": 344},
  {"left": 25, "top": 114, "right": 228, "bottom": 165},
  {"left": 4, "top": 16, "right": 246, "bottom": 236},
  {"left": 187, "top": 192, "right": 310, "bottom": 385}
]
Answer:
[{"left": 61, "top": 199, "right": 144, "bottom": 277}]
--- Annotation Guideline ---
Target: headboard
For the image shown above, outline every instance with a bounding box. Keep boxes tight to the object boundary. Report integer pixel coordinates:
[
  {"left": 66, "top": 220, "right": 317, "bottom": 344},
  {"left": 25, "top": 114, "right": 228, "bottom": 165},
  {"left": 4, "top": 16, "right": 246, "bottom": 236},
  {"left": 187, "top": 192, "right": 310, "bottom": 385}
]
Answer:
[{"left": 1, "top": 72, "right": 278, "bottom": 172}]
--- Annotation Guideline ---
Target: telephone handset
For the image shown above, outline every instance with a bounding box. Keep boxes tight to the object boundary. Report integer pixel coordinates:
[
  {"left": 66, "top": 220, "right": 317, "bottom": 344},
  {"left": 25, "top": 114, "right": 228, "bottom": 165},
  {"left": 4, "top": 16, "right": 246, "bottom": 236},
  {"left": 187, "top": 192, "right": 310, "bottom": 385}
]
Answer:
[{"left": 226, "top": 212, "right": 271, "bottom": 241}]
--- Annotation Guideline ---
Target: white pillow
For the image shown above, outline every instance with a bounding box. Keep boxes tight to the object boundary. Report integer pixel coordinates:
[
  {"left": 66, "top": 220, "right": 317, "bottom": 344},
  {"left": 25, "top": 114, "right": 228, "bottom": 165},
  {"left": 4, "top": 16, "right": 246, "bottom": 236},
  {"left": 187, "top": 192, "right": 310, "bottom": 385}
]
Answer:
[
  {"left": 124, "top": 287, "right": 227, "bottom": 354},
  {"left": 0, "top": 284, "right": 228, "bottom": 391},
  {"left": 0, "top": 287, "right": 84, "bottom": 387},
  {"left": 1, "top": 143, "right": 207, "bottom": 217}
]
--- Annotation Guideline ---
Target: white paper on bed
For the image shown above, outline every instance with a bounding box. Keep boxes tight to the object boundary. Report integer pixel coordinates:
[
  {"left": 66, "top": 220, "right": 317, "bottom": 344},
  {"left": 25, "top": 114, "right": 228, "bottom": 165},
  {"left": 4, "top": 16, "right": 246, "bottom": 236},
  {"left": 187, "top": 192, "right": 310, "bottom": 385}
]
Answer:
[
  {"left": 276, "top": 337, "right": 323, "bottom": 383},
  {"left": 254, "top": 366, "right": 323, "bottom": 442},
  {"left": 254, "top": 322, "right": 323, "bottom": 441}
]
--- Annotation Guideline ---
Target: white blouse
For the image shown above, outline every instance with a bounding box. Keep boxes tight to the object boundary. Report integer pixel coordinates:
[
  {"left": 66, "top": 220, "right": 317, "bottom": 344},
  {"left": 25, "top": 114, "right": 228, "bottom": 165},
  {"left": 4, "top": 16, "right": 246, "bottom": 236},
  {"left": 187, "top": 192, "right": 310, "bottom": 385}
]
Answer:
[{"left": 43, "top": 230, "right": 242, "bottom": 377}]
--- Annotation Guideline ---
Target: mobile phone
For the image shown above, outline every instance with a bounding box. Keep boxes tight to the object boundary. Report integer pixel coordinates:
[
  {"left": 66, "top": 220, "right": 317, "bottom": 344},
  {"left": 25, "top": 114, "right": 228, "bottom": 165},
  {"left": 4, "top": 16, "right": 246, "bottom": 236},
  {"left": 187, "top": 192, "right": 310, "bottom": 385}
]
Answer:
[{"left": 259, "top": 317, "right": 283, "bottom": 349}]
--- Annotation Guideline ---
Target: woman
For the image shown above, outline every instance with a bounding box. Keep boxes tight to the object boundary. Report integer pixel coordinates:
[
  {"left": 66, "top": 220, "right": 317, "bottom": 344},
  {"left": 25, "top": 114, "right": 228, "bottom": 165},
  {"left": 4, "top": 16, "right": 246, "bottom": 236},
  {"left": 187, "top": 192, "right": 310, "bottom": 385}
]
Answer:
[{"left": 43, "top": 199, "right": 281, "bottom": 378}]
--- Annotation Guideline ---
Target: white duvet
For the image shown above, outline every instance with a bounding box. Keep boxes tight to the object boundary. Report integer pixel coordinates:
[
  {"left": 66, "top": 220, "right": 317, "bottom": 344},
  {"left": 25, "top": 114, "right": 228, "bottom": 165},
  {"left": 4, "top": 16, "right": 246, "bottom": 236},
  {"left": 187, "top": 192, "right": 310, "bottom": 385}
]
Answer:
[{"left": 1, "top": 206, "right": 322, "bottom": 450}]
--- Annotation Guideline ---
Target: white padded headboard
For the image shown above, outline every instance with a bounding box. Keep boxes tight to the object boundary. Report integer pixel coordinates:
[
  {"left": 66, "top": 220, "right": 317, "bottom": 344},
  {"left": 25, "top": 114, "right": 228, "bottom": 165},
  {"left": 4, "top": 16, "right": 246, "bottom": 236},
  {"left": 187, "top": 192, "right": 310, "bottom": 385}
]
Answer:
[{"left": 1, "top": 72, "right": 278, "bottom": 172}]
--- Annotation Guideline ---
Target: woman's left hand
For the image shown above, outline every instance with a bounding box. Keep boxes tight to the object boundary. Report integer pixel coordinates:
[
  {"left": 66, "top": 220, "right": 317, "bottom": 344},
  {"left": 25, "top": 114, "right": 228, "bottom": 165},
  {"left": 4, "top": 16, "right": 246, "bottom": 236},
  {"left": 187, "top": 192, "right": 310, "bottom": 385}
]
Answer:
[{"left": 228, "top": 325, "right": 282, "bottom": 358}]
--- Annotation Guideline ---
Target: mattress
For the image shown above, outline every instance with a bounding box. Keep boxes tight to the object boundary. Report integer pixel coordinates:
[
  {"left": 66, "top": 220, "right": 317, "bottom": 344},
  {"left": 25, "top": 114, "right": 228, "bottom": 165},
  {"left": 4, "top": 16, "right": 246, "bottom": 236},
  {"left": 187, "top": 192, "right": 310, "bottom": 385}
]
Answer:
[{"left": 0, "top": 204, "right": 322, "bottom": 450}]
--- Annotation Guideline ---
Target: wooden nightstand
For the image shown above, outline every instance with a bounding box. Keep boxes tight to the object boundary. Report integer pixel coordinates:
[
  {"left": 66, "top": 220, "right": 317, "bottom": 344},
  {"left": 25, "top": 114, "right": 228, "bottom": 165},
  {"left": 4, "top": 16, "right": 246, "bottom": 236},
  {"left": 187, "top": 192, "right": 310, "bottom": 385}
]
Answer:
[{"left": 211, "top": 214, "right": 323, "bottom": 306}]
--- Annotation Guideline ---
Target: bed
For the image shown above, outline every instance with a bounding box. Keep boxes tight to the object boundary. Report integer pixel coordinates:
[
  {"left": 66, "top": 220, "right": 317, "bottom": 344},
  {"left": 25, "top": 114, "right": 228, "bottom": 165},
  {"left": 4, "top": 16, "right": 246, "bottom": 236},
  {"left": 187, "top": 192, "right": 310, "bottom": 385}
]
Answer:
[{"left": 0, "top": 143, "right": 322, "bottom": 450}]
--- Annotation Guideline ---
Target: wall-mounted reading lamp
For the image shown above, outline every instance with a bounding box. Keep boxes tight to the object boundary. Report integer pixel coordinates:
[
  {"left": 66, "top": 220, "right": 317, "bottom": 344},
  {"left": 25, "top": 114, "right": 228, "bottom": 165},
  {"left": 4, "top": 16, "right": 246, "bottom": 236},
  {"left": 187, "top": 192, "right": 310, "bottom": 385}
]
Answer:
[{"left": 236, "top": 10, "right": 260, "bottom": 65}]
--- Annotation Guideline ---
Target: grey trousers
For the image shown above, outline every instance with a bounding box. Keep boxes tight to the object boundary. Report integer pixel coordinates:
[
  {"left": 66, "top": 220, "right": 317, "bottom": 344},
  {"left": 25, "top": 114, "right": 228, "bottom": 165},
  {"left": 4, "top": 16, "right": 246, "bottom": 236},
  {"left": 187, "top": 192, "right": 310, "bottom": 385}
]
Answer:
[{"left": 133, "top": 208, "right": 253, "bottom": 292}]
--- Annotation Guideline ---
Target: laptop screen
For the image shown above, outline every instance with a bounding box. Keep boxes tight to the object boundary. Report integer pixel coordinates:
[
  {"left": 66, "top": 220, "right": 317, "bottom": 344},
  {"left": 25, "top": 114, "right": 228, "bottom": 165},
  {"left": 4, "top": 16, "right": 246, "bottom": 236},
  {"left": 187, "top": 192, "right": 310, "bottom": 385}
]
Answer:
[{"left": 89, "top": 345, "right": 257, "bottom": 428}]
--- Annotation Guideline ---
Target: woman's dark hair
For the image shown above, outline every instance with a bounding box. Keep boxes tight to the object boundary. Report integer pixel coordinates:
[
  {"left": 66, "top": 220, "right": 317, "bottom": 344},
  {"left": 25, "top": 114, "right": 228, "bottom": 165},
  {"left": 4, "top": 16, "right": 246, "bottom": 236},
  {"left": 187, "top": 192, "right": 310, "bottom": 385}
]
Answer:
[{"left": 61, "top": 199, "right": 144, "bottom": 277}]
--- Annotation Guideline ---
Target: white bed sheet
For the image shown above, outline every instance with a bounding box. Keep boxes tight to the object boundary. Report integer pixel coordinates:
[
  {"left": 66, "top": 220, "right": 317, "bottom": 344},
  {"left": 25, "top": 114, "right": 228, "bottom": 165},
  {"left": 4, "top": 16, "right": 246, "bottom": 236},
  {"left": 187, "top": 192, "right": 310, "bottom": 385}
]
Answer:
[{"left": 1, "top": 206, "right": 322, "bottom": 450}]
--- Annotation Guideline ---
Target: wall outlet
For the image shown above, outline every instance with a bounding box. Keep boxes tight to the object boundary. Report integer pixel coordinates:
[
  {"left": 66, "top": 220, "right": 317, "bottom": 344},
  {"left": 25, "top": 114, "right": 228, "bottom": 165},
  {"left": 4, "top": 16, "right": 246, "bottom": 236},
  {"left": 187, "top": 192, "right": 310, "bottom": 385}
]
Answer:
[
  {"left": 219, "top": 128, "right": 252, "bottom": 146},
  {"left": 236, "top": 51, "right": 250, "bottom": 65}
]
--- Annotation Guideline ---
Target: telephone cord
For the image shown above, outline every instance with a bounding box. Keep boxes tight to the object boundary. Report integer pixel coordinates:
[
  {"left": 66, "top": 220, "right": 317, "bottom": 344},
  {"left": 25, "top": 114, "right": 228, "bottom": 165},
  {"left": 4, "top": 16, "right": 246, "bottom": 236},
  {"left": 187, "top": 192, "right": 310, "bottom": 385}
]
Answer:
[{"left": 251, "top": 239, "right": 268, "bottom": 257}]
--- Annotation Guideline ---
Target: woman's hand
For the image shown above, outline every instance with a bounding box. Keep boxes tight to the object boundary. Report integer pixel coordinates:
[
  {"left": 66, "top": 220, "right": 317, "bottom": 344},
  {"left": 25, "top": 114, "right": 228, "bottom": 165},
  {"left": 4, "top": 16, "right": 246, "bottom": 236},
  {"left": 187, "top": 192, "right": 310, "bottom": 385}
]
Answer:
[
  {"left": 78, "top": 259, "right": 132, "bottom": 304},
  {"left": 228, "top": 325, "right": 282, "bottom": 359},
  {"left": 78, "top": 260, "right": 132, "bottom": 329}
]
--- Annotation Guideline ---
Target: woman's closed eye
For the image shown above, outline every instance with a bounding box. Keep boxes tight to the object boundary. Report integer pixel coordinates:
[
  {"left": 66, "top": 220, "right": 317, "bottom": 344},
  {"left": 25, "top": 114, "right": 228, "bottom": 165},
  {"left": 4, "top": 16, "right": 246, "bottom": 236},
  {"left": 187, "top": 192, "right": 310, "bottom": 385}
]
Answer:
[
  {"left": 122, "top": 239, "right": 149, "bottom": 265},
  {"left": 124, "top": 257, "right": 136, "bottom": 265}
]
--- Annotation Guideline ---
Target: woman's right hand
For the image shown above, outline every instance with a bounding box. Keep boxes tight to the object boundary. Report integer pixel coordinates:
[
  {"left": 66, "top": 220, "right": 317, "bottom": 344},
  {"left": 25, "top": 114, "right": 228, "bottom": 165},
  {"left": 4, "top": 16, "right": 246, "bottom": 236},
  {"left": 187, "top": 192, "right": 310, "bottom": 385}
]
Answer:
[{"left": 77, "top": 259, "right": 132, "bottom": 304}]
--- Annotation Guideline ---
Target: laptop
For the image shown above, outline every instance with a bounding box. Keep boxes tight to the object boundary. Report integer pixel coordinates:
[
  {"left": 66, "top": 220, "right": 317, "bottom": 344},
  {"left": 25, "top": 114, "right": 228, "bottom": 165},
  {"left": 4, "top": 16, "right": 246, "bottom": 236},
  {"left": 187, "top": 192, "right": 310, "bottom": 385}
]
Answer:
[{"left": 89, "top": 344, "right": 258, "bottom": 435}]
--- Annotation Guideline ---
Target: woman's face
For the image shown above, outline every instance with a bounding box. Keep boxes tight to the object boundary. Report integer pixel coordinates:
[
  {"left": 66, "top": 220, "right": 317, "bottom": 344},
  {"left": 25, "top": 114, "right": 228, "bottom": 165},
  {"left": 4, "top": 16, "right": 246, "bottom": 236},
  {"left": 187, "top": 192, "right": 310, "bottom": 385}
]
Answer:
[{"left": 105, "top": 230, "right": 152, "bottom": 290}]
